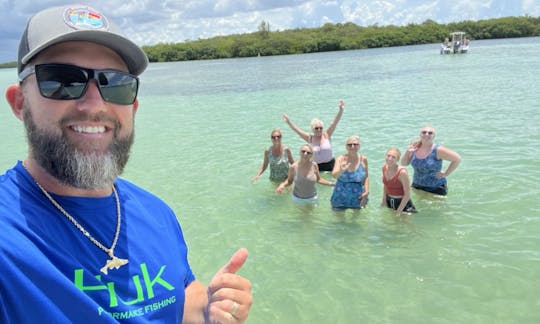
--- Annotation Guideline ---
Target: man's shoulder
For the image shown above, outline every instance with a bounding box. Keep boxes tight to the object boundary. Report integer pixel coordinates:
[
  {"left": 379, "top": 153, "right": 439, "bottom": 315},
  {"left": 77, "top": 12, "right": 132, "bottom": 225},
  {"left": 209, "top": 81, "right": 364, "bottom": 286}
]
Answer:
[
  {"left": 0, "top": 164, "right": 22, "bottom": 202},
  {"left": 114, "top": 178, "right": 173, "bottom": 211}
]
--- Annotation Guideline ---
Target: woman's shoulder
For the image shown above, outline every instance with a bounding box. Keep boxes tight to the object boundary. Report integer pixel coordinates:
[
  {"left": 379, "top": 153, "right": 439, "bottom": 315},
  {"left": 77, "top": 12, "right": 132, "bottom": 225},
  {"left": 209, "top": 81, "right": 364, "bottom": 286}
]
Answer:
[
  {"left": 433, "top": 143, "right": 445, "bottom": 156},
  {"left": 397, "top": 166, "right": 409, "bottom": 175}
]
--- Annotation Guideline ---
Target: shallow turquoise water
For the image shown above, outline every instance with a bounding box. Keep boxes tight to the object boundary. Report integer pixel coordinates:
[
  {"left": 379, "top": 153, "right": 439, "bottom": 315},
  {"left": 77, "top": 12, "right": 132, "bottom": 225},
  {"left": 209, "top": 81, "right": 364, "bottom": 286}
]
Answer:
[{"left": 1, "top": 37, "right": 539, "bottom": 323}]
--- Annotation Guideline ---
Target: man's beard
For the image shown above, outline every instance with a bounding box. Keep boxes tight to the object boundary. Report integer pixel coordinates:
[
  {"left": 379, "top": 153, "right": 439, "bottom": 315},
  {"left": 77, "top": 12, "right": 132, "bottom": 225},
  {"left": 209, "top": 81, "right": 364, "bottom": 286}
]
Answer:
[{"left": 23, "top": 107, "right": 134, "bottom": 190}]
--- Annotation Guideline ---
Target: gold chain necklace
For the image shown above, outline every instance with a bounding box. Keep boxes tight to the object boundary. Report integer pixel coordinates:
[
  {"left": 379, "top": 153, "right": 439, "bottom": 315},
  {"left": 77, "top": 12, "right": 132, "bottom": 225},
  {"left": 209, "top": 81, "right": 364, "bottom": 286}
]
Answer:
[{"left": 23, "top": 165, "right": 128, "bottom": 274}]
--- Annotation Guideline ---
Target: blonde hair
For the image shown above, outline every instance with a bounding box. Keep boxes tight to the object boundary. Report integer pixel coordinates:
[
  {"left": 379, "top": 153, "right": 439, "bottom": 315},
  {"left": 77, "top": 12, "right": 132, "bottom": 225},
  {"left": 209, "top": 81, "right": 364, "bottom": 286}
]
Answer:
[
  {"left": 310, "top": 119, "right": 323, "bottom": 129},
  {"left": 299, "top": 143, "right": 313, "bottom": 153},
  {"left": 270, "top": 128, "right": 282, "bottom": 136},
  {"left": 346, "top": 135, "right": 360, "bottom": 144},
  {"left": 386, "top": 147, "right": 401, "bottom": 159}
]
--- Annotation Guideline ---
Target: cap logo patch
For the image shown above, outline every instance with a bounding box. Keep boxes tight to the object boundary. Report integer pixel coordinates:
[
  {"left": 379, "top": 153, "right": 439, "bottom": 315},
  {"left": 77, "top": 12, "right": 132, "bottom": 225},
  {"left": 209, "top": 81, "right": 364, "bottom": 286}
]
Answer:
[{"left": 63, "top": 7, "right": 109, "bottom": 30}]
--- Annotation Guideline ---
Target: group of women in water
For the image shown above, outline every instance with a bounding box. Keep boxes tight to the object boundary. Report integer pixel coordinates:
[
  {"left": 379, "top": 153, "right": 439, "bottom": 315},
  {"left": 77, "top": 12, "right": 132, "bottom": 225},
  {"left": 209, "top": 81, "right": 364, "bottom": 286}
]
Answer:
[{"left": 252, "top": 100, "right": 462, "bottom": 215}]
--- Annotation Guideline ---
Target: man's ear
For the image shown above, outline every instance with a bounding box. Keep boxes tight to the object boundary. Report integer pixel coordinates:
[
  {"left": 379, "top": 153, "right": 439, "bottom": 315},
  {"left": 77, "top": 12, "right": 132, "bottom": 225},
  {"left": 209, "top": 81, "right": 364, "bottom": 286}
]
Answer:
[
  {"left": 5, "top": 84, "right": 25, "bottom": 121},
  {"left": 132, "top": 98, "right": 139, "bottom": 113}
]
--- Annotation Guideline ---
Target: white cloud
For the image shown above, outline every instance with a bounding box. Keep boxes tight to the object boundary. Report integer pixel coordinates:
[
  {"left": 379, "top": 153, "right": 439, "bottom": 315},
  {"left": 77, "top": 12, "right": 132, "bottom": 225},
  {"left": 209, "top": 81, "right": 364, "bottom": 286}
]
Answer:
[{"left": 523, "top": 0, "right": 540, "bottom": 16}]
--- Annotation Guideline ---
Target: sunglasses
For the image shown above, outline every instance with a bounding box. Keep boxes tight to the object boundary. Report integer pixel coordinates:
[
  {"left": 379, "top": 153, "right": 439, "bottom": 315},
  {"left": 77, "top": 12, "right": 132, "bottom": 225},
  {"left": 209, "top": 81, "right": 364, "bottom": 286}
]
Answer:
[
  {"left": 300, "top": 150, "right": 313, "bottom": 155},
  {"left": 314, "top": 127, "right": 323, "bottom": 131},
  {"left": 421, "top": 131, "right": 434, "bottom": 135},
  {"left": 347, "top": 143, "right": 359, "bottom": 148},
  {"left": 271, "top": 135, "right": 282, "bottom": 139},
  {"left": 19, "top": 63, "right": 139, "bottom": 105}
]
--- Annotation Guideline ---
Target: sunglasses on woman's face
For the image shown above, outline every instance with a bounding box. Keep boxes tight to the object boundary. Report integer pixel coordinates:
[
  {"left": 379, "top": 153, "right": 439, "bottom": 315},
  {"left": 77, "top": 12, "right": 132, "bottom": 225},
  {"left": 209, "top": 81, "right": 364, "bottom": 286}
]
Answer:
[
  {"left": 19, "top": 63, "right": 139, "bottom": 105},
  {"left": 314, "top": 127, "right": 323, "bottom": 131},
  {"left": 300, "top": 150, "right": 312, "bottom": 155},
  {"left": 271, "top": 135, "right": 282, "bottom": 139},
  {"left": 421, "top": 131, "right": 434, "bottom": 135},
  {"left": 347, "top": 143, "right": 359, "bottom": 148}
]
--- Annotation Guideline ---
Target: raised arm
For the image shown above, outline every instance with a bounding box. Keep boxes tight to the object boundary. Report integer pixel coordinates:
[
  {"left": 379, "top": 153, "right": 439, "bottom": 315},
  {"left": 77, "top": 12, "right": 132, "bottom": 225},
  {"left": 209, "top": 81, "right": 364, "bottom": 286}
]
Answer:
[
  {"left": 401, "top": 142, "right": 418, "bottom": 166},
  {"left": 436, "top": 146, "right": 462, "bottom": 178},
  {"left": 331, "top": 155, "right": 348, "bottom": 179},
  {"left": 282, "top": 113, "right": 310, "bottom": 142},
  {"left": 325, "top": 100, "right": 344, "bottom": 138},
  {"left": 252, "top": 149, "right": 270, "bottom": 182}
]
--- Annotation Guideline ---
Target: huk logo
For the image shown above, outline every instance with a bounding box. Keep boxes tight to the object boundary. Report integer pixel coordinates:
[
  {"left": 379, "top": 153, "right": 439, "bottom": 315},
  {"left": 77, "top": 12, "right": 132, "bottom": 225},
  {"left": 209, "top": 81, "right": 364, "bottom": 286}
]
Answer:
[{"left": 74, "top": 263, "right": 175, "bottom": 307}]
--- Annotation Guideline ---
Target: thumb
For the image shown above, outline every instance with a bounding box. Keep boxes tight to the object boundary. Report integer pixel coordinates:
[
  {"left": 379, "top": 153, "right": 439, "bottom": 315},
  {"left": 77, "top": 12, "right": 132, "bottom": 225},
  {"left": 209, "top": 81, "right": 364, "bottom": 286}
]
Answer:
[{"left": 215, "top": 248, "right": 249, "bottom": 276}]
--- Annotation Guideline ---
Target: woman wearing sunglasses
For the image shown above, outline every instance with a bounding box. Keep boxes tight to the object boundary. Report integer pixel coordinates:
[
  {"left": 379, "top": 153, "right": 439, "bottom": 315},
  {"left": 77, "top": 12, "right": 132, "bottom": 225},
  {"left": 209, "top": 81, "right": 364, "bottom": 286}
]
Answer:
[
  {"left": 330, "top": 136, "right": 369, "bottom": 209},
  {"left": 382, "top": 148, "right": 417, "bottom": 215},
  {"left": 282, "top": 100, "right": 344, "bottom": 172},
  {"left": 252, "top": 129, "right": 294, "bottom": 183},
  {"left": 275, "top": 144, "right": 335, "bottom": 203},
  {"left": 401, "top": 126, "right": 461, "bottom": 195}
]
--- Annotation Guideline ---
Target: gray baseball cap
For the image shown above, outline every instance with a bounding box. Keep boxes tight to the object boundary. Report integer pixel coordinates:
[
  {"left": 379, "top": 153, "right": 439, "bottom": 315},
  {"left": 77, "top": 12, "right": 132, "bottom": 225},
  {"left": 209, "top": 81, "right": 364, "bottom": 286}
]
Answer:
[{"left": 18, "top": 4, "right": 148, "bottom": 75}]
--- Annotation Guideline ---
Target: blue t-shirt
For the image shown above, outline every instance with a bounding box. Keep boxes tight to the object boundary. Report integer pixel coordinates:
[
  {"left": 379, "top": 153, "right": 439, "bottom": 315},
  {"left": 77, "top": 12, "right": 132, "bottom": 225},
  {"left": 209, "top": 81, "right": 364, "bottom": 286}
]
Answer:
[{"left": 0, "top": 161, "right": 195, "bottom": 323}]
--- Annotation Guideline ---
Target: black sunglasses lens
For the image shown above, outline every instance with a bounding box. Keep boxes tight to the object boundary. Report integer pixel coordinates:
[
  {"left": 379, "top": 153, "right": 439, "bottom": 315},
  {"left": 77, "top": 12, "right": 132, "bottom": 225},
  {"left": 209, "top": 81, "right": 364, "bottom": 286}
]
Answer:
[
  {"left": 34, "top": 64, "right": 138, "bottom": 105},
  {"left": 36, "top": 65, "right": 87, "bottom": 100},
  {"left": 97, "top": 71, "right": 138, "bottom": 105}
]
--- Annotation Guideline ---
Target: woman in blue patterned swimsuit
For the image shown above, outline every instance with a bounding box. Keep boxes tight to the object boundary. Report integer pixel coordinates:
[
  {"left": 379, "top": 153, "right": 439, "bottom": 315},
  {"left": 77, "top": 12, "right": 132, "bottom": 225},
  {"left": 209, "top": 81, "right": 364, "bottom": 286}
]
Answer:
[
  {"left": 253, "top": 129, "right": 294, "bottom": 183},
  {"left": 401, "top": 126, "right": 461, "bottom": 195},
  {"left": 331, "top": 136, "right": 369, "bottom": 209}
]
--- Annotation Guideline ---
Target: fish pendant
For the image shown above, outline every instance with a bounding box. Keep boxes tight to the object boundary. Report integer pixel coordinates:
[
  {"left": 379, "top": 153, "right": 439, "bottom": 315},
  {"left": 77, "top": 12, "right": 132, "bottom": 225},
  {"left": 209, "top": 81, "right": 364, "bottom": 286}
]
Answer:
[{"left": 100, "top": 252, "right": 129, "bottom": 274}]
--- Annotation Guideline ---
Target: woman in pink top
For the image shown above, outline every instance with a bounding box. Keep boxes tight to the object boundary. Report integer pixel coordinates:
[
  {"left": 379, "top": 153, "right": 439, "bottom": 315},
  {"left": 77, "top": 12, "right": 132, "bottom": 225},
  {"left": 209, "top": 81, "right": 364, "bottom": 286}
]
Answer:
[
  {"left": 381, "top": 148, "right": 417, "bottom": 215},
  {"left": 282, "top": 100, "right": 344, "bottom": 172}
]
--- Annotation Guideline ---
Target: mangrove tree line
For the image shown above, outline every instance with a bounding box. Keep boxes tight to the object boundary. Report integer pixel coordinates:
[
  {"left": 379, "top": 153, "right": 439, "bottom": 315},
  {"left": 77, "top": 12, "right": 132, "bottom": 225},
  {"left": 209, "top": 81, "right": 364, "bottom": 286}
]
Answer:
[{"left": 143, "top": 16, "right": 540, "bottom": 62}]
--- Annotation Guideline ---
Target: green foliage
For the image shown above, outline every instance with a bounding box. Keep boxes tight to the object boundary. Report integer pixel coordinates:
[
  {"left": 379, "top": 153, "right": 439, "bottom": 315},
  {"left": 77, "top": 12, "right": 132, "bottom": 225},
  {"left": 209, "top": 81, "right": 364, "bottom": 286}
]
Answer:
[
  {"left": 258, "top": 21, "right": 271, "bottom": 39},
  {"left": 0, "top": 62, "right": 17, "bottom": 68},
  {"left": 139, "top": 16, "right": 539, "bottom": 62},
  {"left": 2, "top": 16, "right": 539, "bottom": 67}
]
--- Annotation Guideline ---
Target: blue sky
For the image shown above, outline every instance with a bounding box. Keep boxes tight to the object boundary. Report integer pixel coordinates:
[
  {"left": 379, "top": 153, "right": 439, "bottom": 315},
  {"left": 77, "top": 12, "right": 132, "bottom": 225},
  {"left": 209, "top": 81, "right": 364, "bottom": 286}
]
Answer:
[{"left": 1, "top": 0, "right": 539, "bottom": 63}]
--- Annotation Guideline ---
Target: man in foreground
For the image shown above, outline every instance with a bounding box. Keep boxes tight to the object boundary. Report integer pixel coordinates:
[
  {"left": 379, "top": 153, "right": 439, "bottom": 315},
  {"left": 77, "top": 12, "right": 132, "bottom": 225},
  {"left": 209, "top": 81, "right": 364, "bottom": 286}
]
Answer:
[{"left": 1, "top": 4, "right": 251, "bottom": 323}]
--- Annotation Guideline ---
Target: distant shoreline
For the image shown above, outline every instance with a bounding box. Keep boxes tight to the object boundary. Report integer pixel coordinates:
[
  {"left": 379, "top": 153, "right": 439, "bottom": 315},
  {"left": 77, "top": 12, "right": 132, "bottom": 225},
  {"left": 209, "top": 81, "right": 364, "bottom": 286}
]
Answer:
[
  {"left": 2, "top": 15, "right": 539, "bottom": 67},
  {"left": 0, "top": 62, "right": 16, "bottom": 69}
]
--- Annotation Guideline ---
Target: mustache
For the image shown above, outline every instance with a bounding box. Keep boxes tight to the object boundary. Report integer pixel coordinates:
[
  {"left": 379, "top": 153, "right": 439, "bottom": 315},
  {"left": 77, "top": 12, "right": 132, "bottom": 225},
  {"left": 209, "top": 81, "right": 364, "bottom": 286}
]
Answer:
[
  {"left": 59, "top": 112, "right": 121, "bottom": 133},
  {"left": 60, "top": 112, "right": 118, "bottom": 123}
]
